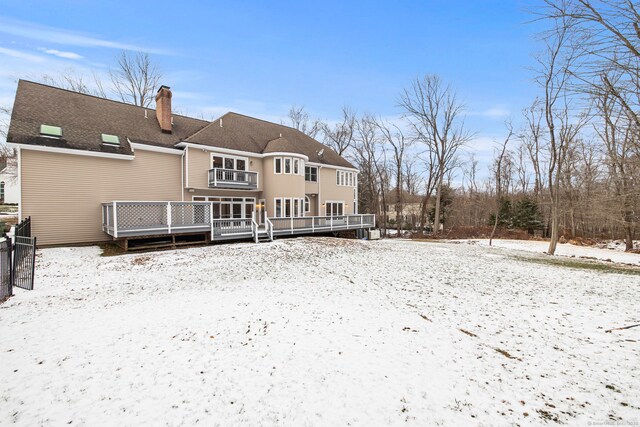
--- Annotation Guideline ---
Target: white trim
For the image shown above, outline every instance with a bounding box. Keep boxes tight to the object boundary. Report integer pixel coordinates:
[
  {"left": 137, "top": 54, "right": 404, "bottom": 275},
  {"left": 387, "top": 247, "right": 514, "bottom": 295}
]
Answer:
[
  {"left": 176, "top": 142, "right": 261, "bottom": 159},
  {"left": 307, "top": 161, "right": 358, "bottom": 172},
  {"left": 304, "top": 165, "right": 318, "bottom": 182},
  {"left": 263, "top": 152, "right": 308, "bottom": 161},
  {"left": 17, "top": 147, "right": 22, "bottom": 221},
  {"left": 210, "top": 152, "right": 249, "bottom": 170},
  {"left": 181, "top": 149, "right": 185, "bottom": 201},
  {"left": 7, "top": 143, "right": 135, "bottom": 160},
  {"left": 129, "top": 141, "right": 183, "bottom": 155},
  {"left": 185, "top": 146, "right": 189, "bottom": 188},
  {"left": 304, "top": 195, "right": 310, "bottom": 213},
  {"left": 324, "top": 200, "right": 345, "bottom": 216},
  {"left": 184, "top": 186, "right": 261, "bottom": 192}
]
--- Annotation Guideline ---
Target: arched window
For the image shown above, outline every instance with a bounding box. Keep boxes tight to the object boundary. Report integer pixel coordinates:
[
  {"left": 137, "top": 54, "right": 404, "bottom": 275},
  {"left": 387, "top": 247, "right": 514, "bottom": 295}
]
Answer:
[{"left": 304, "top": 195, "right": 310, "bottom": 213}]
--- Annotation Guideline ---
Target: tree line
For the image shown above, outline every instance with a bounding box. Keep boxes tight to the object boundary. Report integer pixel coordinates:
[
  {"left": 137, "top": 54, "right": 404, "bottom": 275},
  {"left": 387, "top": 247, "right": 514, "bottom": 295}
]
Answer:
[
  {"left": 286, "top": 0, "right": 640, "bottom": 254},
  {"left": 1, "top": 0, "right": 638, "bottom": 253}
]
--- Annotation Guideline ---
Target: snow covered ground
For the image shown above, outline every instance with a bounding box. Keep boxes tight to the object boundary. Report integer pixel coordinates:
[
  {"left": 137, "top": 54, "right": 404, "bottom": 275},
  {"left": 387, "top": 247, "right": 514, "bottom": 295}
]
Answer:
[
  {"left": 1, "top": 237, "right": 639, "bottom": 425},
  {"left": 469, "top": 238, "right": 640, "bottom": 265}
]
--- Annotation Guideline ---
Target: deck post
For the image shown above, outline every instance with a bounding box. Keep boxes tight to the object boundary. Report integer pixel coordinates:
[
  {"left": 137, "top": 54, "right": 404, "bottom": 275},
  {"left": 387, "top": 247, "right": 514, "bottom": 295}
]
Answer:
[
  {"left": 167, "top": 202, "right": 172, "bottom": 234},
  {"left": 290, "top": 216, "right": 294, "bottom": 234},
  {"left": 105, "top": 204, "right": 110, "bottom": 233},
  {"left": 330, "top": 215, "right": 333, "bottom": 231},
  {"left": 113, "top": 201, "right": 118, "bottom": 238},
  {"left": 210, "top": 201, "right": 214, "bottom": 241}
]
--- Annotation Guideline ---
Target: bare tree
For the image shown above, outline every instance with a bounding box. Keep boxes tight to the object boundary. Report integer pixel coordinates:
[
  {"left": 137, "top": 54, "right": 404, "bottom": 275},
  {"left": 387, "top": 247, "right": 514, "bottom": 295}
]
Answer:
[
  {"left": 0, "top": 105, "right": 10, "bottom": 140},
  {"left": 110, "top": 51, "right": 162, "bottom": 107},
  {"left": 284, "top": 105, "right": 323, "bottom": 139},
  {"left": 399, "top": 75, "right": 472, "bottom": 233},
  {"left": 543, "top": 0, "right": 640, "bottom": 130},
  {"left": 378, "top": 120, "right": 412, "bottom": 234},
  {"left": 594, "top": 83, "right": 638, "bottom": 250},
  {"left": 490, "top": 124, "right": 514, "bottom": 245},
  {"left": 322, "top": 106, "right": 357, "bottom": 156},
  {"left": 521, "top": 99, "right": 546, "bottom": 199}
]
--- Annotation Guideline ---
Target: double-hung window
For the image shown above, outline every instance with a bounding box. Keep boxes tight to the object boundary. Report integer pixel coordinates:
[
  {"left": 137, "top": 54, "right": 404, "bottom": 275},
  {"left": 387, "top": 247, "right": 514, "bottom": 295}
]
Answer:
[
  {"left": 305, "top": 166, "right": 317, "bottom": 182},
  {"left": 275, "top": 158, "right": 282, "bottom": 174}
]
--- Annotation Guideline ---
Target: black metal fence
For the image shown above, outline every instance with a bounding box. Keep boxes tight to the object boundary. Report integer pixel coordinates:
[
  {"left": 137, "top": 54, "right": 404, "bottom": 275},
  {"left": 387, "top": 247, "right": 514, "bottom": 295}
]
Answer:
[
  {"left": 0, "top": 239, "right": 12, "bottom": 301},
  {"left": 14, "top": 216, "right": 31, "bottom": 239},
  {"left": 0, "top": 217, "right": 37, "bottom": 300}
]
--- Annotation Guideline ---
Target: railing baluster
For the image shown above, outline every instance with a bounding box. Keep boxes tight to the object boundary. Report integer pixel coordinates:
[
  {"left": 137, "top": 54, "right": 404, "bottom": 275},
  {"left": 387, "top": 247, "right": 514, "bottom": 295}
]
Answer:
[{"left": 113, "top": 202, "right": 118, "bottom": 238}]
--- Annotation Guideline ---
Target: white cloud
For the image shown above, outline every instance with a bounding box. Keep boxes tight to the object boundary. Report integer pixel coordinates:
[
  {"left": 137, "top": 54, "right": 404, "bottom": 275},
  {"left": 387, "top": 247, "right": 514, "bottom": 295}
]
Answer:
[
  {"left": 38, "top": 48, "right": 83, "bottom": 60},
  {"left": 467, "top": 106, "right": 511, "bottom": 118},
  {"left": 0, "top": 16, "right": 168, "bottom": 54},
  {"left": 0, "top": 47, "right": 44, "bottom": 62}
]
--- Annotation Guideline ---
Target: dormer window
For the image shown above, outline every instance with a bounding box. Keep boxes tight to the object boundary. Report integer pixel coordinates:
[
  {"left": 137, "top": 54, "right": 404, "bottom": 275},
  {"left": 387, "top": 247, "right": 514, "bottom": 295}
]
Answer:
[
  {"left": 40, "top": 124, "right": 62, "bottom": 138},
  {"left": 101, "top": 134, "right": 120, "bottom": 145}
]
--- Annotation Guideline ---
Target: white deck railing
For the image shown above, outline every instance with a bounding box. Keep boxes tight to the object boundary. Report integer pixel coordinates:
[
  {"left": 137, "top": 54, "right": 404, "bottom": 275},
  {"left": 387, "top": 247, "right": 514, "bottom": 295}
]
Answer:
[{"left": 101, "top": 201, "right": 375, "bottom": 241}]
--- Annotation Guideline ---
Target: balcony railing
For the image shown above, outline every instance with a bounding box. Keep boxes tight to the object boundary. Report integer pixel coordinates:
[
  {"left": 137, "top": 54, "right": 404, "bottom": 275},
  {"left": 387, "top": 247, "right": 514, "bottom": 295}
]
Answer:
[
  {"left": 208, "top": 168, "right": 258, "bottom": 190},
  {"left": 101, "top": 201, "right": 376, "bottom": 242}
]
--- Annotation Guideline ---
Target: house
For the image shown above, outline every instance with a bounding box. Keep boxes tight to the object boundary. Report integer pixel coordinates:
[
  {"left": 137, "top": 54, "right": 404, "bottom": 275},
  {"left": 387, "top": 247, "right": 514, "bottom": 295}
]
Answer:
[
  {"left": 385, "top": 190, "right": 424, "bottom": 226},
  {"left": 0, "top": 157, "right": 19, "bottom": 204},
  {"left": 6, "top": 80, "right": 374, "bottom": 247}
]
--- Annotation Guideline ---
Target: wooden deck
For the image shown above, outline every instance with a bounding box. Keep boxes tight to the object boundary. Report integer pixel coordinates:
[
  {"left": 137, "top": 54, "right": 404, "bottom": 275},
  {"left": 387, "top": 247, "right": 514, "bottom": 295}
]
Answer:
[{"left": 101, "top": 201, "right": 375, "bottom": 243}]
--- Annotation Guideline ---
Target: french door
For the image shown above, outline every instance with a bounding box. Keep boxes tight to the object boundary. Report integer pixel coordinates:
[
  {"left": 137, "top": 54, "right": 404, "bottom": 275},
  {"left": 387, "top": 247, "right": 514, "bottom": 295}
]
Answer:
[{"left": 325, "top": 202, "right": 344, "bottom": 216}]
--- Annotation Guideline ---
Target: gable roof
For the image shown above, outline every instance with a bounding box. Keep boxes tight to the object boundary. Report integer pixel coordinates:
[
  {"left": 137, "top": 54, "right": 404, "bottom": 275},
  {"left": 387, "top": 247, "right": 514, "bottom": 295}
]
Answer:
[
  {"left": 185, "top": 112, "right": 355, "bottom": 168},
  {"left": 7, "top": 80, "right": 208, "bottom": 156},
  {"left": 7, "top": 80, "right": 356, "bottom": 169}
]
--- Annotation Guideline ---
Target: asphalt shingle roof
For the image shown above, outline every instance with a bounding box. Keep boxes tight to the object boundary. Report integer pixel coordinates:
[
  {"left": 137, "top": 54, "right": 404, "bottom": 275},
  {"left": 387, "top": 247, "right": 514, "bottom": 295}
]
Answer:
[{"left": 7, "top": 80, "right": 356, "bottom": 168}]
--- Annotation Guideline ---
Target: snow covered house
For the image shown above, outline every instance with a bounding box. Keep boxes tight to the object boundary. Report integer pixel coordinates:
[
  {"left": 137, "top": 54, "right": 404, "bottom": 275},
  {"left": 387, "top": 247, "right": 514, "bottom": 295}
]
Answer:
[
  {"left": 6, "top": 80, "right": 374, "bottom": 247},
  {"left": 0, "top": 156, "right": 19, "bottom": 204}
]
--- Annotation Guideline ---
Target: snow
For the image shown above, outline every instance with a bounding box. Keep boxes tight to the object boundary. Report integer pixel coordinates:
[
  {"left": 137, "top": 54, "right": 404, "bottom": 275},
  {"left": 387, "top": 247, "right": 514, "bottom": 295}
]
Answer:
[
  {"left": 469, "top": 238, "right": 640, "bottom": 266},
  {"left": 1, "top": 237, "right": 639, "bottom": 425}
]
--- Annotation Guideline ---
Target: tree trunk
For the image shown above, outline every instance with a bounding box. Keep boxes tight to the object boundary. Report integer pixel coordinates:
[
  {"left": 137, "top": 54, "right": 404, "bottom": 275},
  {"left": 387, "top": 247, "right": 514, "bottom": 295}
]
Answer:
[
  {"left": 433, "top": 174, "right": 444, "bottom": 234},
  {"left": 548, "top": 204, "right": 559, "bottom": 254}
]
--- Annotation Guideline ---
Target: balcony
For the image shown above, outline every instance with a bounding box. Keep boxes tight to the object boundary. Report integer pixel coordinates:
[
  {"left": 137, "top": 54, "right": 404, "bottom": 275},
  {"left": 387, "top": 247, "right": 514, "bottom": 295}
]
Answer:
[{"left": 208, "top": 168, "right": 258, "bottom": 190}]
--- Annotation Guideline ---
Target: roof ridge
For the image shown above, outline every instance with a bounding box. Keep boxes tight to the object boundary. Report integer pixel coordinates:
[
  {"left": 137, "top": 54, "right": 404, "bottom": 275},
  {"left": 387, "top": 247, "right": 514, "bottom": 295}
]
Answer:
[
  {"left": 183, "top": 111, "right": 233, "bottom": 141},
  {"left": 225, "top": 111, "right": 304, "bottom": 133},
  {"left": 17, "top": 79, "right": 210, "bottom": 123}
]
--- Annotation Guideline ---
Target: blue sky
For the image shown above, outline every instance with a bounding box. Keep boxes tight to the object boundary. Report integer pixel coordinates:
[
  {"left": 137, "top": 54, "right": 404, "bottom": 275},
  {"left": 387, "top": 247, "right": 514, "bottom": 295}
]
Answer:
[{"left": 0, "top": 0, "right": 546, "bottom": 171}]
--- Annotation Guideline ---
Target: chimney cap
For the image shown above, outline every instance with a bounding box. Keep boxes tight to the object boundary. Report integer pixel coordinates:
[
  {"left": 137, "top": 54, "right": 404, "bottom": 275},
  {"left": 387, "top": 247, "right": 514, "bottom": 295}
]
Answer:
[{"left": 157, "top": 85, "right": 171, "bottom": 93}]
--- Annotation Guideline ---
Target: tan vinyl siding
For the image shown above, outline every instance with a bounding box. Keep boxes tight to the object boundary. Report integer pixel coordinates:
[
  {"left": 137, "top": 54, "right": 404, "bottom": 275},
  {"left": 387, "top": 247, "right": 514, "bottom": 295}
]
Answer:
[
  {"left": 319, "top": 167, "right": 356, "bottom": 215},
  {"left": 21, "top": 149, "right": 182, "bottom": 245},
  {"left": 261, "top": 157, "right": 305, "bottom": 217}
]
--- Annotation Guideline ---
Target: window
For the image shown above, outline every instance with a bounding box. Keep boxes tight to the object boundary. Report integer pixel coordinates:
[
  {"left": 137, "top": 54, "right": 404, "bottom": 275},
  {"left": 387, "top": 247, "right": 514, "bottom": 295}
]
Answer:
[
  {"left": 326, "top": 201, "right": 344, "bottom": 216},
  {"left": 293, "top": 158, "right": 299, "bottom": 175},
  {"left": 212, "top": 156, "right": 223, "bottom": 169},
  {"left": 0, "top": 182, "right": 4, "bottom": 202},
  {"left": 101, "top": 134, "right": 120, "bottom": 145},
  {"left": 275, "top": 198, "right": 282, "bottom": 217},
  {"left": 336, "top": 170, "right": 357, "bottom": 187},
  {"left": 305, "top": 196, "right": 310, "bottom": 213},
  {"left": 275, "top": 158, "right": 282, "bottom": 174},
  {"left": 40, "top": 124, "right": 62, "bottom": 138},
  {"left": 285, "top": 198, "right": 291, "bottom": 217},
  {"left": 284, "top": 158, "right": 291, "bottom": 174},
  {"left": 305, "top": 166, "right": 318, "bottom": 182},
  {"left": 293, "top": 199, "right": 299, "bottom": 217},
  {"left": 211, "top": 154, "right": 248, "bottom": 171}
]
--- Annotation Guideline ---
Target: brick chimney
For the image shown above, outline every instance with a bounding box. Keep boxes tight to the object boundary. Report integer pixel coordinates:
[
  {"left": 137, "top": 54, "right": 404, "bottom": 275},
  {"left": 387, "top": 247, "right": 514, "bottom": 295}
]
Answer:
[{"left": 155, "top": 85, "right": 172, "bottom": 133}]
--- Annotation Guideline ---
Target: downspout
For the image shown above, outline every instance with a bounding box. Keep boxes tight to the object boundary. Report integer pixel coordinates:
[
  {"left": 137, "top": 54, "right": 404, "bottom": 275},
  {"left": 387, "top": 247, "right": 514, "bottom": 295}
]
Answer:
[
  {"left": 180, "top": 147, "right": 185, "bottom": 201},
  {"left": 16, "top": 146, "right": 22, "bottom": 221},
  {"left": 318, "top": 165, "right": 322, "bottom": 215}
]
